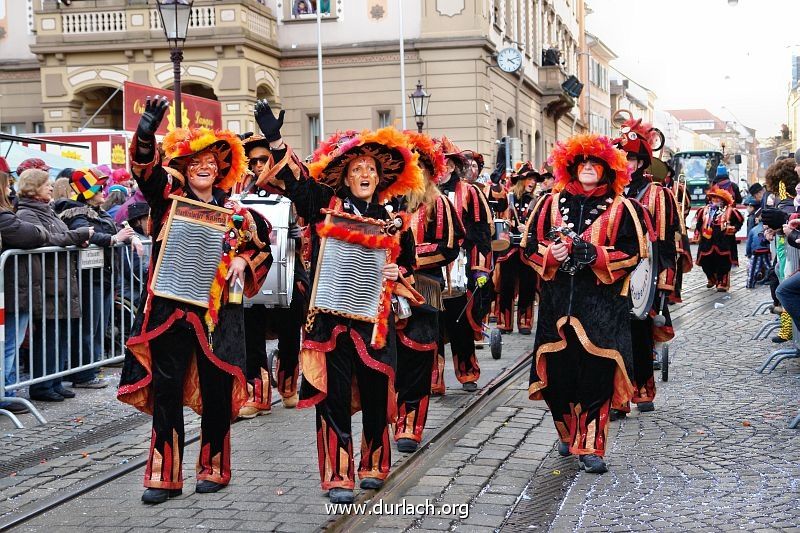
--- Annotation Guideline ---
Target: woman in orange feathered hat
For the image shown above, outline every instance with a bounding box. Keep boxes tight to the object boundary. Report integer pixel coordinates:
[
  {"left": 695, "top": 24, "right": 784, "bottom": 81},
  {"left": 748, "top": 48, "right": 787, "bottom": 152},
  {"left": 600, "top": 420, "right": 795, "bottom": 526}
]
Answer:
[
  {"left": 521, "top": 133, "right": 647, "bottom": 474},
  {"left": 118, "top": 97, "right": 273, "bottom": 504},
  {"left": 251, "top": 100, "right": 423, "bottom": 504},
  {"left": 694, "top": 185, "right": 743, "bottom": 291}
]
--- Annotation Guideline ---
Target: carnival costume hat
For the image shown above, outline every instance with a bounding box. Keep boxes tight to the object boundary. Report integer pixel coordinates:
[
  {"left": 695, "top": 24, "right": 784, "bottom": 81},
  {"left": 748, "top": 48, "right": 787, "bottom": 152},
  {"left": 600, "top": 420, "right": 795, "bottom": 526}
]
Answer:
[
  {"left": 612, "top": 109, "right": 665, "bottom": 166},
  {"left": 242, "top": 134, "right": 272, "bottom": 154},
  {"left": 438, "top": 136, "right": 468, "bottom": 166},
  {"left": 0, "top": 156, "right": 9, "bottom": 175},
  {"left": 463, "top": 150, "right": 485, "bottom": 172},
  {"left": 549, "top": 133, "right": 631, "bottom": 195},
  {"left": 70, "top": 165, "right": 111, "bottom": 201},
  {"left": 308, "top": 127, "right": 425, "bottom": 202},
  {"left": 161, "top": 127, "right": 247, "bottom": 193},
  {"left": 510, "top": 161, "right": 541, "bottom": 185},
  {"left": 110, "top": 168, "right": 131, "bottom": 185},
  {"left": 404, "top": 131, "right": 447, "bottom": 183},
  {"left": 706, "top": 185, "right": 734, "bottom": 206}
]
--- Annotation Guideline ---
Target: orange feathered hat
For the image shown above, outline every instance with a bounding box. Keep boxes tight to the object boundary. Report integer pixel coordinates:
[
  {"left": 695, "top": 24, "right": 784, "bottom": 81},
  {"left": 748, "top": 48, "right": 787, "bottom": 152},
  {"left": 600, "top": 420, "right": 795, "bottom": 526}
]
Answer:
[
  {"left": 308, "top": 127, "right": 424, "bottom": 203},
  {"left": 706, "top": 185, "right": 734, "bottom": 206},
  {"left": 404, "top": 131, "right": 447, "bottom": 184},
  {"left": 548, "top": 133, "right": 631, "bottom": 195},
  {"left": 161, "top": 127, "right": 247, "bottom": 193}
]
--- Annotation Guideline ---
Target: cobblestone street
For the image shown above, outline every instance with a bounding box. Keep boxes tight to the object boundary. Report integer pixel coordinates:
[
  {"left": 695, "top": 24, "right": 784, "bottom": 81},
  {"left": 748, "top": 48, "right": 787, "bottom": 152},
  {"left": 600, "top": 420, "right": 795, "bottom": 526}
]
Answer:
[{"left": 2, "top": 253, "right": 799, "bottom": 532}]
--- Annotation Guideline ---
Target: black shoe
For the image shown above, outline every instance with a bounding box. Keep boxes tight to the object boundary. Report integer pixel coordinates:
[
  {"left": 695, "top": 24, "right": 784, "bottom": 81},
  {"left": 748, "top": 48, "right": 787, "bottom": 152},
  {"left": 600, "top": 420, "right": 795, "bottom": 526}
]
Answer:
[
  {"left": 329, "top": 488, "right": 354, "bottom": 503},
  {"left": 29, "top": 391, "right": 64, "bottom": 402},
  {"left": 360, "top": 477, "right": 384, "bottom": 490},
  {"left": 772, "top": 335, "right": 789, "bottom": 343},
  {"left": 579, "top": 454, "right": 608, "bottom": 474},
  {"left": 0, "top": 402, "right": 30, "bottom": 414},
  {"left": 557, "top": 441, "right": 570, "bottom": 457},
  {"left": 53, "top": 386, "right": 76, "bottom": 398},
  {"left": 652, "top": 360, "right": 662, "bottom": 370},
  {"left": 637, "top": 401, "right": 655, "bottom": 412},
  {"left": 609, "top": 409, "right": 627, "bottom": 421},
  {"left": 396, "top": 438, "right": 418, "bottom": 453},
  {"left": 462, "top": 381, "right": 478, "bottom": 392},
  {"left": 518, "top": 328, "right": 531, "bottom": 335},
  {"left": 141, "top": 488, "right": 182, "bottom": 504},
  {"left": 195, "top": 480, "right": 226, "bottom": 493}
]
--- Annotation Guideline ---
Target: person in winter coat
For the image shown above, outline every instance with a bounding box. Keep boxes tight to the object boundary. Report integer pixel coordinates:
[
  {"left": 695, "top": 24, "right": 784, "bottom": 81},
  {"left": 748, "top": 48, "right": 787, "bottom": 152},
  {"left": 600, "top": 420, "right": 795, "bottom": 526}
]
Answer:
[
  {"left": 55, "top": 167, "right": 138, "bottom": 388},
  {"left": 0, "top": 160, "right": 51, "bottom": 413},
  {"left": 15, "top": 169, "right": 93, "bottom": 401}
]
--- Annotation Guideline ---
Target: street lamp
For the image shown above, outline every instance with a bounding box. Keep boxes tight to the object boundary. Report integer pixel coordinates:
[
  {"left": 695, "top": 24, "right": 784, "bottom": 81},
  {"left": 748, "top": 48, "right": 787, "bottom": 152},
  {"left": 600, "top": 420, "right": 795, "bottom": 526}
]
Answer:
[
  {"left": 155, "top": 0, "right": 194, "bottom": 128},
  {"left": 408, "top": 80, "right": 430, "bottom": 134}
]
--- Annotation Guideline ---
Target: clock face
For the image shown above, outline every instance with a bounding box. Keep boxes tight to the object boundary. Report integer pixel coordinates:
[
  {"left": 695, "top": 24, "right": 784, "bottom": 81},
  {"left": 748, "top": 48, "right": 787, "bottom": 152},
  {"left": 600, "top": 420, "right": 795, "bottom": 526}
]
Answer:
[{"left": 497, "top": 47, "right": 523, "bottom": 73}]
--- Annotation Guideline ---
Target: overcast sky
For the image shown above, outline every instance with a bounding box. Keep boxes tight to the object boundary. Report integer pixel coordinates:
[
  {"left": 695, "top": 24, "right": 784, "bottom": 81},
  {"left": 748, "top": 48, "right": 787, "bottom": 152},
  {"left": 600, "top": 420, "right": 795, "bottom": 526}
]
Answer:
[{"left": 586, "top": 0, "right": 800, "bottom": 140}]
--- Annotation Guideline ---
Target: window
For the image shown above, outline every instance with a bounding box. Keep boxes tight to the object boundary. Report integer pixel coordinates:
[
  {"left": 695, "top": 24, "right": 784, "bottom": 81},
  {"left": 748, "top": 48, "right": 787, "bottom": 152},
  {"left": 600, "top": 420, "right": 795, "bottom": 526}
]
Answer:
[
  {"left": 308, "top": 114, "right": 321, "bottom": 153},
  {"left": 292, "top": 0, "right": 331, "bottom": 18},
  {"left": 0, "top": 123, "right": 25, "bottom": 135},
  {"left": 589, "top": 59, "right": 609, "bottom": 92},
  {"left": 34, "top": 122, "right": 45, "bottom": 134},
  {"left": 378, "top": 110, "right": 392, "bottom": 129}
]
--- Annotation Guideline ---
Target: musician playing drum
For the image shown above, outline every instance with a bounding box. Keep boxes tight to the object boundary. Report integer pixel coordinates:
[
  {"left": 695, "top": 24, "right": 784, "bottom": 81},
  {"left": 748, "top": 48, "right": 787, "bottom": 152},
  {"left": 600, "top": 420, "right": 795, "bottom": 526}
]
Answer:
[
  {"left": 394, "top": 131, "right": 464, "bottom": 453},
  {"left": 493, "top": 162, "right": 540, "bottom": 335},
  {"left": 435, "top": 138, "right": 494, "bottom": 394},
  {"left": 615, "top": 114, "right": 680, "bottom": 417},
  {"left": 236, "top": 135, "right": 310, "bottom": 417},
  {"left": 252, "top": 101, "right": 423, "bottom": 504},
  {"left": 522, "top": 133, "right": 646, "bottom": 474},
  {"left": 118, "top": 97, "right": 272, "bottom": 504}
]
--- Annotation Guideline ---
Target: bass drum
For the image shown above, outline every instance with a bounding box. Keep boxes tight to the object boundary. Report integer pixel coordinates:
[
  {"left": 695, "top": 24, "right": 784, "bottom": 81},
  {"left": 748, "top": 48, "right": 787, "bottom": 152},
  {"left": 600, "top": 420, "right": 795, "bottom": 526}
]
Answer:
[
  {"left": 236, "top": 194, "right": 295, "bottom": 308},
  {"left": 629, "top": 240, "right": 658, "bottom": 320}
]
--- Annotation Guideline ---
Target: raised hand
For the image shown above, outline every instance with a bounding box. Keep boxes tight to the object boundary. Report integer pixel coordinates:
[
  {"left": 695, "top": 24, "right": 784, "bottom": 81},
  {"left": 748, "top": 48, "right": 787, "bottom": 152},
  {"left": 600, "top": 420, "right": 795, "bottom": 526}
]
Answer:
[
  {"left": 136, "top": 96, "right": 170, "bottom": 141},
  {"left": 254, "top": 99, "right": 285, "bottom": 142}
]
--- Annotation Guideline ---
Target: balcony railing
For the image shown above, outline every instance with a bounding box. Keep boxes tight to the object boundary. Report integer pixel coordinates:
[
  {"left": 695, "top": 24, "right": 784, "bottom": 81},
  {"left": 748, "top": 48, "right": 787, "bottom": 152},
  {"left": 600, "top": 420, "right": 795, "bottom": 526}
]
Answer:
[
  {"left": 149, "top": 6, "right": 216, "bottom": 31},
  {"left": 62, "top": 10, "right": 127, "bottom": 34}
]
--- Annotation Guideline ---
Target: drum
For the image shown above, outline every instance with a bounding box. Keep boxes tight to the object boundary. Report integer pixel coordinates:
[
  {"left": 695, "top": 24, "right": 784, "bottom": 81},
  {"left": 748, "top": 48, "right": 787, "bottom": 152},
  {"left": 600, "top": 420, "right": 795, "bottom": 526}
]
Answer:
[
  {"left": 629, "top": 240, "right": 658, "bottom": 320},
  {"left": 235, "top": 194, "right": 296, "bottom": 308},
  {"left": 492, "top": 219, "right": 511, "bottom": 252}
]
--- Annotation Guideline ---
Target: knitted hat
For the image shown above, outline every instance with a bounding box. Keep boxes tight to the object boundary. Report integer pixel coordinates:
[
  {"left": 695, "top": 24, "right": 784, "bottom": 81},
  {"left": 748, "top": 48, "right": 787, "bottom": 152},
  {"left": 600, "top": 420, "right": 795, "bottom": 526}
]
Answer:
[
  {"left": 125, "top": 201, "right": 150, "bottom": 222},
  {"left": 715, "top": 164, "right": 729, "bottom": 178},
  {"left": 110, "top": 168, "right": 131, "bottom": 185},
  {"left": 107, "top": 184, "right": 129, "bottom": 196},
  {"left": 308, "top": 127, "right": 424, "bottom": 202},
  {"left": 70, "top": 165, "right": 111, "bottom": 201},
  {"left": 161, "top": 127, "right": 247, "bottom": 193}
]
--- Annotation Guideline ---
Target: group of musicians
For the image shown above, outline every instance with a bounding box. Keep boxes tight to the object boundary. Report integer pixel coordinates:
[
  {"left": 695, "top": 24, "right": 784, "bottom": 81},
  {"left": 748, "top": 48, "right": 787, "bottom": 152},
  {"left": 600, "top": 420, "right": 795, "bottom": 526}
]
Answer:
[{"left": 117, "top": 98, "right": 697, "bottom": 505}]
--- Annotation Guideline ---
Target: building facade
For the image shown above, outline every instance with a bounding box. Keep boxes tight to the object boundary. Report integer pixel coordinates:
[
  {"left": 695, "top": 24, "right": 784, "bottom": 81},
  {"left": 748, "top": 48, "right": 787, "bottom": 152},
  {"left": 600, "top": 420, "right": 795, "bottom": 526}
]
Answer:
[
  {"left": 0, "top": 0, "right": 44, "bottom": 134},
  {"left": 15, "top": 0, "right": 590, "bottom": 166}
]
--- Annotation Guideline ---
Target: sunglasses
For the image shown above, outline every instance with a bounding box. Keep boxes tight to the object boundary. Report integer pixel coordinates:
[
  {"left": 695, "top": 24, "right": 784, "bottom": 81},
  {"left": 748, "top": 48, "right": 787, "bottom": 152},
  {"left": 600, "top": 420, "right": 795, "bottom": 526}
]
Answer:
[{"left": 249, "top": 157, "right": 270, "bottom": 166}]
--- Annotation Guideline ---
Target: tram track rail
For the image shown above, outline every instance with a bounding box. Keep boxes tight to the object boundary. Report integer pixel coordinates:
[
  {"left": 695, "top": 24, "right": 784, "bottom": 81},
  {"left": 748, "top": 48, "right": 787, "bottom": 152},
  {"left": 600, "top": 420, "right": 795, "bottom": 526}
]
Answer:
[{"left": 321, "top": 349, "right": 534, "bottom": 533}]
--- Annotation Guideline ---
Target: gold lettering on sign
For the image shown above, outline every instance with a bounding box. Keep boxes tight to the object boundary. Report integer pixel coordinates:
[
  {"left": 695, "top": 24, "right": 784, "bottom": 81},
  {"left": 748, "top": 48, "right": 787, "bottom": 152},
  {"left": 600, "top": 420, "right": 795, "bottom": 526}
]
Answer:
[
  {"left": 133, "top": 99, "right": 146, "bottom": 114},
  {"left": 194, "top": 111, "right": 214, "bottom": 128}
]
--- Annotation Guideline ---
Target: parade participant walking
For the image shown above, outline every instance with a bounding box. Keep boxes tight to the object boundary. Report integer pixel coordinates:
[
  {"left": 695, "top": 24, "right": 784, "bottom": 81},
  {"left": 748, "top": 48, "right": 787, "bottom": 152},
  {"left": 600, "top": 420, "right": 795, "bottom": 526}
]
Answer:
[
  {"left": 663, "top": 164, "right": 693, "bottom": 303},
  {"left": 615, "top": 115, "right": 679, "bottom": 415},
  {"left": 252, "top": 100, "right": 423, "bottom": 504},
  {"left": 711, "top": 164, "right": 742, "bottom": 205},
  {"left": 435, "top": 137, "right": 494, "bottom": 393},
  {"left": 118, "top": 97, "right": 272, "bottom": 504},
  {"left": 493, "top": 162, "right": 539, "bottom": 334},
  {"left": 522, "top": 133, "right": 645, "bottom": 474},
  {"left": 694, "top": 186, "right": 744, "bottom": 292},
  {"left": 395, "top": 131, "right": 463, "bottom": 453},
  {"left": 236, "top": 135, "right": 310, "bottom": 417}
]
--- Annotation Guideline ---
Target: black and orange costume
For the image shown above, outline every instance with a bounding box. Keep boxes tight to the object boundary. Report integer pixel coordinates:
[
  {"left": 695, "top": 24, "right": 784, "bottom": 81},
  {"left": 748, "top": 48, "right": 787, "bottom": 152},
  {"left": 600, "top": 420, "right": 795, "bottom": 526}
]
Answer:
[
  {"left": 394, "top": 132, "right": 463, "bottom": 450},
  {"left": 237, "top": 135, "right": 310, "bottom": 416},
  {"left": 262, "top": 122, "right": 423, "bottom": 496},
  {"left": 118, "top": 104, "right": 272, "bottom": 498},
  {"left": 616, "top": 115, "right": 679, "bottom": 411},
  {"left": 435, "top": 137, "right": 494, "bottom": 392},
  {"left": 663, "top": 167, "right": 693, "bottom": 303},
  {"left": 493, "top": 162, "right": 539, "bottom": 334},
  {"left": 694, "top": 186, "right": 744, "bottom": 291},
  {"left": 523, "top": 134, "right": 644, "bottom": 469}
]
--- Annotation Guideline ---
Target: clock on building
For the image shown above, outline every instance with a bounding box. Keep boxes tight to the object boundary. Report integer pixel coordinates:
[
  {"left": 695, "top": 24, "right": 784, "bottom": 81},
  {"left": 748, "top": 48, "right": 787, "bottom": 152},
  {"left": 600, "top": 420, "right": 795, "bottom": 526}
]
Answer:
[{"left": 497, "top": 47, "right": 523, "bottom": 73}]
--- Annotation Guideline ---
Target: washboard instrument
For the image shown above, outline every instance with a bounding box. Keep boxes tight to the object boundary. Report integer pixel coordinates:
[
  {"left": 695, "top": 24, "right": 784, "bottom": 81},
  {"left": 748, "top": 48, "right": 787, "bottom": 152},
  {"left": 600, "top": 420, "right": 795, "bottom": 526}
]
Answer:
[
  {"left": 150, "top": 195, "right": 232, "bottom": 308},
  {"left": 307, "top": 210, "right": 392, "bottom": 343}
]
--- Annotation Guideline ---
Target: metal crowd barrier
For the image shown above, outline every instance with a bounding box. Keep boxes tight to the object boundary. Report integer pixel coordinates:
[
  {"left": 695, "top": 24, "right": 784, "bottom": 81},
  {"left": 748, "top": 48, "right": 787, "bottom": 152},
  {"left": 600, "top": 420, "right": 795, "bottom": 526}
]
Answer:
[{"left": 0, "top": 241, "right": 151, "bottom": 428}]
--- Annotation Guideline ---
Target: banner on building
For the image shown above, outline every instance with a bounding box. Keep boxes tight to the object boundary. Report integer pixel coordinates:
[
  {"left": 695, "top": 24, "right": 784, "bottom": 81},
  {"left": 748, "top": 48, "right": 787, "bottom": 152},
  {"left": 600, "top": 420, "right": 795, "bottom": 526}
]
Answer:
[{"left": 122, "top": 81, "right": 222, "bottom": 135}]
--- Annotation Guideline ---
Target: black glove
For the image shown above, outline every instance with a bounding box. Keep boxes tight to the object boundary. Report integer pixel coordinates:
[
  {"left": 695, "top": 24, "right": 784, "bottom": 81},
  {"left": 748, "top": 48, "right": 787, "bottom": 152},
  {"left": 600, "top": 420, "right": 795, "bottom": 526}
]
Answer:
[
  {"left": 238, "top": 131, "right": 254, "bottom": 141},
  {"left": 254, "top": 99, "right": 285, "bottom": 142},
  {"left": 136, "top": 96, "right": 169, "bottom": 142},
  {"left": 761, "top": 207, "right": 789, "bottom": 230},
  {"left": 572, "top": 239, "right": 597, "bottom": 265},
  {"left": 288, "top": 223, "right": 303, "bottom": 240}
]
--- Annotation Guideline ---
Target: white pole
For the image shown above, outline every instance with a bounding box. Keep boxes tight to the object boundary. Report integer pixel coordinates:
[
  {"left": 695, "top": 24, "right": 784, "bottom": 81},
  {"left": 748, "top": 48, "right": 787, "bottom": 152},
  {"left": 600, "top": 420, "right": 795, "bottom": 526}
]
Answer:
[
  {"left": 399, "top": 0, "right": 407, "bottom": 130},
  {"left": 316, "top": 5, "right": 325, "bottom": 139}
]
